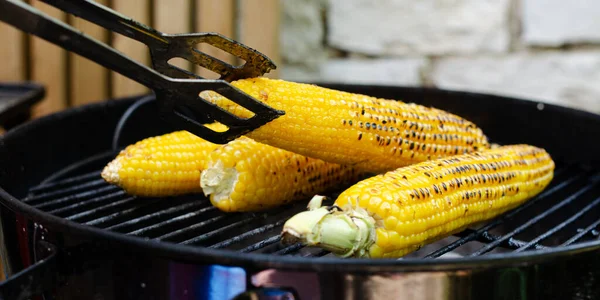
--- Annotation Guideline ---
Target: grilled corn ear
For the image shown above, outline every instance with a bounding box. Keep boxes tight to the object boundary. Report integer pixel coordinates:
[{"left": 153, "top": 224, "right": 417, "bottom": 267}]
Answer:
[
  {"left": 201, "top": 77, "right": 490, "bottom": 173},
  {"left": 281, "top": 144, "right": 555, "bottom": 258},
  {"left": 101, "top": 123, "right": 227, "bottom": 197},
  {"left": 200, "top": 137, "right": 365, "bottom": 212}
]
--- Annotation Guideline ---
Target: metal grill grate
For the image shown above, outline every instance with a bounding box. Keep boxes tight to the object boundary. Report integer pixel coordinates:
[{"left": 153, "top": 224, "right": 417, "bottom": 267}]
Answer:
[{"left": 22, "top": 151, "right": 600, "bottom": 259}]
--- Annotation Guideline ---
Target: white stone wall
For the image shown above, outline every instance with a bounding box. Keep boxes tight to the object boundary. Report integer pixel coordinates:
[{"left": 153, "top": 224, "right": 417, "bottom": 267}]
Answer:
[{"left": 280, "top": 0, "right": 600, "bottom": 113}]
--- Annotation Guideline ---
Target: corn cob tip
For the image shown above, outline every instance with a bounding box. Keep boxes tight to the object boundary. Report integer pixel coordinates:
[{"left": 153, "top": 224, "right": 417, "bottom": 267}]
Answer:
[
  {"left": 281, "top": 195, "right": 376, "bottom": 258},
  {"left": 200, "top": 160, "right": 238, "bottom": 205},
  {"left": 101, "top": 157, "right": 122, "bottom": 184}
]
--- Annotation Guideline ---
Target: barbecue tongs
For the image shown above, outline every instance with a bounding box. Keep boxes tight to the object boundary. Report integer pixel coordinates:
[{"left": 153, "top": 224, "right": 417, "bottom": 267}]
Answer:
[{"left": 0, "top": 0, "right": 284, "bottom": 144}]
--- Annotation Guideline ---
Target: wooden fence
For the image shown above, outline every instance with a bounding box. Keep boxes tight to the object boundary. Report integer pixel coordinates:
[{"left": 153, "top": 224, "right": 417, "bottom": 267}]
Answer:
[{"left": 0, "top": 0, "right": 281, "bottom": 118}]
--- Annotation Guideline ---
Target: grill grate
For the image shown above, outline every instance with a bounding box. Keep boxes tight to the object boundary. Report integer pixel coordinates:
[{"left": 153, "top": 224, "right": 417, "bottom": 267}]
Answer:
[{"left": 22, "top": 151, "right": 600, "bottom": 259}]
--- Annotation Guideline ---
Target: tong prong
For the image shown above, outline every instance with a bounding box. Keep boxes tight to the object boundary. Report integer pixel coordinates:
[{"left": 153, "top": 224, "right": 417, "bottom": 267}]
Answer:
[
  {"left": 175, "top": 80, "right": 284, "bottom": 127},
  {"left": 157, "top": 80, "right": 284, "bottom": 144},
  {"left": 154, "top": 32, "right": 276, "bottom": 81},
  {"left": 152, "top": 36, "right": 238, "bottom": 80}
]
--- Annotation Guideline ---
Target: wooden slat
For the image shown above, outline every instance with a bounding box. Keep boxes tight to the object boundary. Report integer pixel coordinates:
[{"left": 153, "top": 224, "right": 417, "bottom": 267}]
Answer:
[
  {"left": 238, "top": 0, "right": 281, "bottom": 78},
  {"left": 154, "top": 0, "right": 192, "bottom": 73},
  {"left": 110, "top": 0, "right": 151, "bottom": 98},
  {"left": 30, "top": 2, "right": 67, "bottom": 117},
  {"left": 68, "top": 0, "right": 109, "bottom": 107},
  {"left": 0, "top": 23, "right": 26, "bottom": 82},
  {"left": 195, "top": 0, "right": 235, "bottom": 78}
]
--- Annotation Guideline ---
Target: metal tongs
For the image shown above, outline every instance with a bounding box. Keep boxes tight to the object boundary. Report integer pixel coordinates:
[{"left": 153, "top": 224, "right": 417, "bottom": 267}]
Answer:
[{"left": 0, "top": 0, "right": 284, "bottom": 144}]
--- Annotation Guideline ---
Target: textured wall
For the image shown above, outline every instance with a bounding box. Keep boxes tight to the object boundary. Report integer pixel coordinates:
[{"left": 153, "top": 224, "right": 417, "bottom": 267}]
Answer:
[{"left": 280, "top": 0, "right": 600, "bottom": 113}]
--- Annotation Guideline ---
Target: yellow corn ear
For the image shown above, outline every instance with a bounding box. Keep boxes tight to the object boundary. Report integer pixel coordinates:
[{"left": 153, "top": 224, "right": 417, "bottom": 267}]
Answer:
[
  {"left": 201, "top": 77, "right": 490, "bottom": 174},
  {"left": 281, "top": 144, "right": 555, "bottom": 258},
  {"left": 200, "top": 137, "right": 365, "bottom": 212},
  {"left": 101, "top": 123, "right": 227, "bottom": 197}
]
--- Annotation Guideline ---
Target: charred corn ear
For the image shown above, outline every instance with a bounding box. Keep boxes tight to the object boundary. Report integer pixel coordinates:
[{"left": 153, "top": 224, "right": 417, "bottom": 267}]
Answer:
[
  {"left": 201, "top": 77, "right": 490, "bottom": 174},
  {"left": 200, "top": 137, "right": 365, "bottom": 212},
  {"left": 101, "top": 123, "right": 227, "bottom": 197},
  {"left": 282, "top": 145, "right": 555, "bottom": 258}
]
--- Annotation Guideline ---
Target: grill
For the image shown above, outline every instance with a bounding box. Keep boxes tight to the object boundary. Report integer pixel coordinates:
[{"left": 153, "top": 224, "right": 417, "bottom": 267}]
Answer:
[
  {"left": 22, "top": 154, "right": 600, "bottom": 259},
  {"left": 2, "top": 85, "right": 600, "bottom": 300}
]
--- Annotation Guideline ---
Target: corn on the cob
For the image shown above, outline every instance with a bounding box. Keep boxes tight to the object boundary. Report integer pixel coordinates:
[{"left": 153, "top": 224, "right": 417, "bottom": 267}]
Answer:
[
  {"left": 201, "top": 77, "right": 490, "bottom": 174},
  {"left": 101, "top": 123, "right": 227, "bottom": 197},
  {"left": 200, "top": 137, "right": 365, "bottom": 212},
  {"left": 281, "top": 144, "right": 555, "bottom": 258}
]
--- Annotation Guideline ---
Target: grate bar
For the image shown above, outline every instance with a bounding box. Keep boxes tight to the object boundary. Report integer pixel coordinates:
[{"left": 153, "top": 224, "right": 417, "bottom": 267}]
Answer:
[
  {"left": 33, "top": 185, "right": 120, "bottom": 210},
  {"left": 66, "top": 196, "right": 137, "bottom": 221},
  {"left": 28, "top": 171, "right": 102, "bottom": 194},
  {"left": 154, "top": 215, "right": 226, "bottom": 241},
  {"left": 24, "top": 179, "right": 108, "bottom": 204},
  {"left": 129, "top": 206, "right": 217, "bottom": 237},
  {"left": 48, "top": 190, "right": 127, "bottom": 215},
  {"left": 514, "top": 196, "right": 600, "bottom": 251},
  {"left": 210, "top": 220, "right": 285, "bottom": 249},
  {"left": 84, "top": 199, "right": 164, "bottom": 227},
  {"left": 273, "top": 243, "right": 304, "bottom": 255},
  {"left": 561, "top": 219, "right": 600, "bottom": 246},
  {"left": 181, "top": 217, "right": 256, "bottom": 245},
  {"left": 469, "top": 177, "right": 599, "bottom": 256},
  {"left": 240, "top": 235, "right": 281, "bottom": 253},
  {"left": 476, "top": 231, "right": 547, "bottom": 250},
  {"left": 424, "top": 172, "right": 582, "bottom": 258},
  {"left": 105, "top": 200, "right": 206, "bottom": 231}
]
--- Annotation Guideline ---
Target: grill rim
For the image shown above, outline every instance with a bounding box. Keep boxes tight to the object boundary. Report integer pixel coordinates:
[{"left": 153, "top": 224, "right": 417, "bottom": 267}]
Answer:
[
  {"left": 4, "top": 187, "right": 600, "bottom": 273},
  {"left": 2, "top": 84, "right": 600, "bottom": 273}
]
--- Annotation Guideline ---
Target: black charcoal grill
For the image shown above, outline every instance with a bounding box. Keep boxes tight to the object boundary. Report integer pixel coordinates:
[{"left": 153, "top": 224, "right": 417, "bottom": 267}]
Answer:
[{"left": 0, "top": 82, "right": 600, "bottom": 300}]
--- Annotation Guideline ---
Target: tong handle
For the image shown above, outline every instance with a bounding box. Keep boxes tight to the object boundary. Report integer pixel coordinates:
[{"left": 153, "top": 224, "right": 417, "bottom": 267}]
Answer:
[
  {"left": 41, "top": 0, "right": 167, "bottom": 48},
  {"left": 0, "top": 0, "right": 284, "bottom": 144},
  {"left": 39, "top": 0, "right": 277, "bottom": 82},
  {"left": 0, "top": 0, "right": 168, "bottom": 90}
]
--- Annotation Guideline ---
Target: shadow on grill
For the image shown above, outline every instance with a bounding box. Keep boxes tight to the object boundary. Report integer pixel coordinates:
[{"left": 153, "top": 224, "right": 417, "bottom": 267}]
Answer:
[{"left": 24, "top": 150, "right": 600, "bottom": 259}]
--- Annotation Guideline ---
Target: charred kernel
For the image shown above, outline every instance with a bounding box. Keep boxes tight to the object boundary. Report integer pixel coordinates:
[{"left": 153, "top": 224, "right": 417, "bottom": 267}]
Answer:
[
  {"left": 348, "top": 120, "right": 353, "bottom": 126},
  {"left": 358, "top": 133, "right": 363, "bottom": 140}
]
